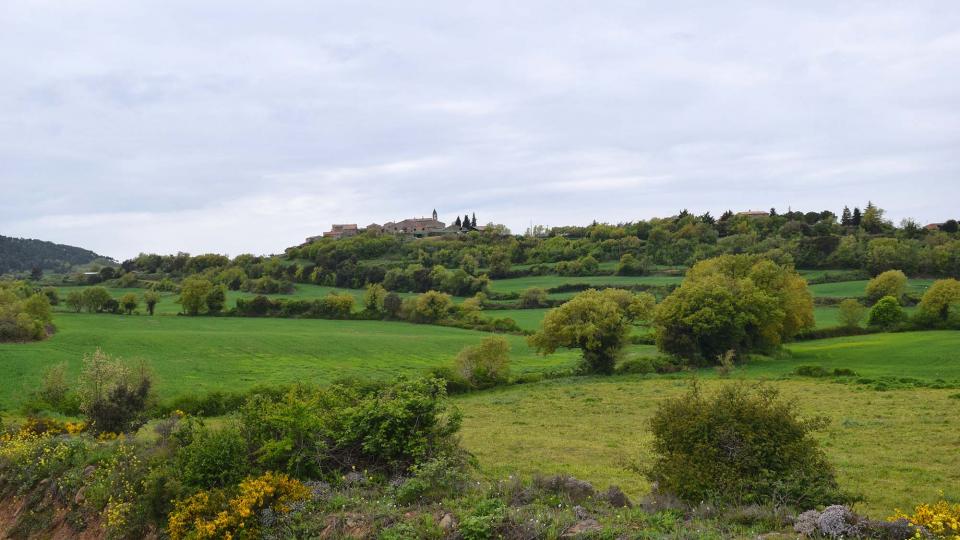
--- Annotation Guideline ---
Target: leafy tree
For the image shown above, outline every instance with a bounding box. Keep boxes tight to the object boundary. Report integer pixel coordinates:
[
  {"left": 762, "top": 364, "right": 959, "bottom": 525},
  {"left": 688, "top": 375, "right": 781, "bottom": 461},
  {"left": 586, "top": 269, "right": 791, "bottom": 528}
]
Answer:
[
  {"left": 942, "top": 219, "right": 959, "bottom": 234},
  {"left": 78, "top": 349, "right": 152, "bottom": 434},
  {"left": 119, "top": 292, "right": 138, "bottom": 314},
  {"left": 454, "top": 336, "right": 511, "bottom": 389},
  {"left": 144, "top": 290, "right": 161, "bottom": 315},
  {"left": 81, "top": 286, "right": 112, "bottom": 313},
  {"left": 179, "top": 277, "right": 213, "bottom": 315},
  {"left": 40, "top": 287, "right": 59, "bottom": 306},
  {"left": 409, "top": 291, "right": 455, "bottom": 323},
  {"left": 867, "top": 296, "right": 904, "bottom": 328},
  {"left": 860, "top": 201, "right": 886, "bottom": 233},
  {"left": 205, "top": 285, "right": 227, "bottom": 314},
  {"left": 917, "top": 278, "right": 960, "bottom": 320},
  {"left": 654, "top": 255, "right": 814, "bottom": 363},
  {"left": 383, "top": 292, "right": 403, "bottom": 319},
  {"left": 66, "top": 290, "right": 83, "bottom": 313},
  {"left": 118, "top": 271, "right": 138, "bottom": 288},
  {"left": 0, "top": 282, "right": 53, "bottom": 341},
  {"left": 865, "top": 269, "right": 907, "bottom": 304},
  {"left": 529, "top": 288, "right": 655, "bottom": 374},
  {"left": 459, "top": 254, "right": 478, "bottom": 275},
  {"left": 30, "top": 267, "right": 43, "bottom": 281},
  {"left": 519, "top": 287, "right": 548, "bottom": 308},
  {"left": 837, "top": 299, "right": 866, "bottom": 328},
  {"left": 647, "top": 383, "right": 844, "bottom": 507},
  {"left": 616, "top": 253, "right": 649, "bottom": 276},
  {"left": 363, "top": 283, "right": 387, "bottom": 313},
  {"left": 487, "top": 250, "right": 511, "bottom": 278}
]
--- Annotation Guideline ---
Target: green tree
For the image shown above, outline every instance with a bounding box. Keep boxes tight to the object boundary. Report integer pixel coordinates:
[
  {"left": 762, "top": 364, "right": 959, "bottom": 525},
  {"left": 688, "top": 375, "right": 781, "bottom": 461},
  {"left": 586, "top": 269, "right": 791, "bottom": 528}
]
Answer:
[
  {"left": 205, "top": 285, "right": 227, "bottom": 314},
  {"left": 529, "top": 288, "right": 655, "bottom": 374},
  {"left": 487, "top": 250, "right": 511, "bottom": 278},
  {"left": 616, "top": 253, "right": 648, "bottom": 276},
  {"left": 119, "top": 292, "right": 138, "bottom": 315},
  {"left": 383, "top": 292, "right": 403, "bottom": 319},
  {"left": 860, "top": 201, "right": 886, "bottom": 233},
  {"left": 363, "top": 283, "right": 387, "bottom": 313},
  {"left": 179, "top": 277, "right": 213, "bottom": 315},
  {"left": 409, "top": 291, "right": 455, "bottom": 322},
  {"left": 654, "top": 255, "right": 814, "bottom": 363},
  {"left": 917, "top": 278, "right": 960, "bottom": 320},
  {"left": 143, "top": 290, "right": 161, "bottom": 316},
  {"left": 454, "top": 336, "right": 511, "bottom": 389},
  {"left": 118, "top": 271, "right": 138, "bottom": 288},
  {"left": 837, "top": 299, "right": 866, "bottom": 329},
  {"left": 66, "top": 290, "right": 83, "bottom": 313},
  {"left": 81, "top": 286, "right": 112, "bottom": 313},
  {"left": 867, "top": 296, "right": 904, "bottom": 328},
  {"left": 865, "top": 269, "right": 907, "bottom": 304}
]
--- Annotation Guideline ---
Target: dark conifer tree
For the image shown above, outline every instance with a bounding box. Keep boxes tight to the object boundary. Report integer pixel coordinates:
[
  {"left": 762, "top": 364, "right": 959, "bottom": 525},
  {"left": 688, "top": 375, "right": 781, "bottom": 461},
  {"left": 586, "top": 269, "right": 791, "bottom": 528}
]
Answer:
[
  {"left": 471, "top": 213, "right": 477, "bottom": 227},
  {"left": 841, "top": 206, "right": 852, "bottom": 226},
  {"left": 852, "top": 207, "right": 862, "bottom": 226},
  {"left": 719, "top": 210, "right": 734, "bottom": 221},
  {"left": 464, "top": 215, "right": 471, "bottom": 229},
  {"left": 769, "top": 208, "right": 777, "bottom": 217},
  {"left": 454, "top": 216, "right": 462, "bottom": 228}
]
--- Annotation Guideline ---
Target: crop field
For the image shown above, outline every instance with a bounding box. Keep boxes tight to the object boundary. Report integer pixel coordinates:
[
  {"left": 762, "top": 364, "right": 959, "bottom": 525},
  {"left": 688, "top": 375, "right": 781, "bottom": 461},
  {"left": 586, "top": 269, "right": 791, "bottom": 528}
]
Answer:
[
  {"left": 488, "top": 274, "right": 683, "bottom": 294},
  {"left": 457, "top": 374, "right": 960, "bottom": 517},
  {"left": 0, "top": 312, "right": 578, "bottom": 410},
  {"left": 808, "top": 278, "right": 936, "bottom": 298}
]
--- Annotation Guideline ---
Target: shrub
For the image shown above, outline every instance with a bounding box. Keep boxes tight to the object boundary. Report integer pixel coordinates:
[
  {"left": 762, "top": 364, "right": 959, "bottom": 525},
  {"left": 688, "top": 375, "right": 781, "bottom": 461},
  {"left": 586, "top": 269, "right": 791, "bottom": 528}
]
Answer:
[
  {"left": 205, "top": 285, "right": 227, "bottom": 314},
  {"left": 178, "top": 277, "right": 213, "bottom": 315},
  {"left": 120, "top": 292, "right": 138, "bottom": 314},
  {"left": 363, "top": 283, "right": 387, "bottom": 313},
  {"left": 519, "top": 287, "right": 548, "bottom": 308},
  {"left": 917, "top": 278, "right": 960, "bottom": 322},
  {"left": 647, "top": 383, "right": 845, "bottom": 508},
  {"left": 616, "top": 253, "right": 650, "bottom": 276},
  {"left": 0, "top": 282, "right": 52, "bottom": 342},
  {"left": 144, "top": 290, "right": 161, "bottom": 315},
  {"left": 40, "top": 286, "right": 59, "bottom": 305},
  {"left": 865, "top": 270, "right": 907, "bottom": 304},
  {"left": 408, "top": 290, "right": 454, "bottom": 323},
  {"left": 81, "top": 286, "right": 112, "bottom": 313},
  {"left": 78, "top": 349, "right": 153, "bottom": 434},
  {"left": 175, "top": 423, "right": 248, "bottom": 489},
  {"left": 454, "top": 336, "right": 511, "bottom": 389},
  {"left": 890, "top": 498, "right": 960, "bottom": 539},
  {"left": 66, "top": 290, "right": 83, "bottom": 312},
  {"left": 868, "top": 296, "right": 905, "bottom": 328},
  {"left": 391, "top": 454, "right": 470, "bottom": 504},
  {"left": 167, "top": 472, "right": 311, "bottom": 540},
  {"left": 837, "top": 299, "right": 866, "bottom": 328}
]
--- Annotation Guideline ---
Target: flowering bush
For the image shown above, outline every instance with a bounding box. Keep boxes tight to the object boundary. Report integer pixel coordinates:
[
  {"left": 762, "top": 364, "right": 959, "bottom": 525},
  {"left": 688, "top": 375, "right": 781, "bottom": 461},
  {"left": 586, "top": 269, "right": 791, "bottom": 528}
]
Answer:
[
  {"left": 167, "top": 472, "right": 311, "bottom": 539},
  {"left": 891, "top": 498, "right": 960, "bottom": 539}
]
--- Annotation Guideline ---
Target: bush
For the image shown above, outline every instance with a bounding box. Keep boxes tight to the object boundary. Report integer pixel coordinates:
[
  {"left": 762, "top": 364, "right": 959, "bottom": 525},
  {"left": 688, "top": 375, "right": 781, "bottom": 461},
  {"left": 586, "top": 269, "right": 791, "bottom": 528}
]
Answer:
[
  {"left": 175, "top": 423, "right": 248, "bottom": 489},
  {"left": 78, "top": 349, "right": 153, "bottom": 434},
  {"left": 865, "top": 270, "right": 907, "bottom": 304},
  {"left": 616, "top": 253, "right": 650, "bottom": 276},
  {"left": 454, "top": 336, "right": 511, "bottom": 389},
  {"left": 837, "top": 299, "right": 866, "bottom": 328},
  {"left": 647, "top": 383, "right": 845, "bottom": 508},
  {"left": 917, "top": 278, "right": 960, "bottom": 322},
  {"left": 867, "top": 296, "right": 905, "bottom": 328},
  {"left": 519, "top": 287, "right": 548, "bottom": 308},
  {"left": 81, "top": 285, "right": 112, "bottom": 313},
  {"left": 0, "top": 282, "right": 52, "bottom": 342},
  {"left": 391, "top": 455, "right": 470, "bottom": 504}
]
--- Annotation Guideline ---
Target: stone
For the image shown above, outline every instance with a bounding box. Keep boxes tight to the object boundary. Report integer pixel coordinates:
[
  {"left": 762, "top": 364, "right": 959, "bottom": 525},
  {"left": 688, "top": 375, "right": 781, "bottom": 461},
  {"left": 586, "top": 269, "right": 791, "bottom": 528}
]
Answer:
[
  {"left": 598, "top": 486, "right": 632, "bottom": 508},
  {"left": 561, "top": 519, "right": 603, "bottom": 538},
  {"left": 438, "top": 513, "right": 457, "bottom": 531}
]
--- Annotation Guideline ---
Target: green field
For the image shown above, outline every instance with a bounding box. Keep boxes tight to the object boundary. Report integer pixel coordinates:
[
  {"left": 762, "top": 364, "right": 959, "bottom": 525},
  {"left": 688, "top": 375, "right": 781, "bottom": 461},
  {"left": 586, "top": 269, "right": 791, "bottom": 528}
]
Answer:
[
  {"left": 0, "top": 312, "right": 577, "bottom": 410},
  {"left": 488, "top": 274, "right": 682, "bottom": 295},
  {"left": 808, "top": 278, "right": 936, "bottom": 298},
  {"left": 457, "top": 375, "right": 960, "bottom": 517}
]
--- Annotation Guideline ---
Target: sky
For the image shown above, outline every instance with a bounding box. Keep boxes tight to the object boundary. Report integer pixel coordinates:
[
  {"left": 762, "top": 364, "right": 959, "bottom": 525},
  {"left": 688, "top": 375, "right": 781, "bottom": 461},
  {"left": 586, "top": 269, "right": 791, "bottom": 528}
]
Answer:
[{"left": 1, "top": 1, "right": 958, "bottom": 260}]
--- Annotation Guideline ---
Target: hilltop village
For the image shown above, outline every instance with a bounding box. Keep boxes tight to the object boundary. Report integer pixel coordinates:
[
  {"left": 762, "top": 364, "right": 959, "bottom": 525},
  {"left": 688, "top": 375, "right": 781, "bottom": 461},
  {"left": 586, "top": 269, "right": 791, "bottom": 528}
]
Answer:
[{"left": 309, "top": 209, "right": 483, "bottom": 241}]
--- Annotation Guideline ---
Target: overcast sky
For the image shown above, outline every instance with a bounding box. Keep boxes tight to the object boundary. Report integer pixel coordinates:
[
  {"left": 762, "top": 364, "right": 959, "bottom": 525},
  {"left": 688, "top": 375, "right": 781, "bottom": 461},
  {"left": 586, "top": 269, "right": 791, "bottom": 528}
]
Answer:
[{"left": 1, "top": 1, "right": 958, "bottom": 260}]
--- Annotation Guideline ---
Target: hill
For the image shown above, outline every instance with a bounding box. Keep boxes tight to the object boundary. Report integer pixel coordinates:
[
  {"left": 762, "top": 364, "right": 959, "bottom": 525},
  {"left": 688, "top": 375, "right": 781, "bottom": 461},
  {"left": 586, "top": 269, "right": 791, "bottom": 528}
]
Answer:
[{"left": 0, "top": 234, "right": 110, "bottom": 274}]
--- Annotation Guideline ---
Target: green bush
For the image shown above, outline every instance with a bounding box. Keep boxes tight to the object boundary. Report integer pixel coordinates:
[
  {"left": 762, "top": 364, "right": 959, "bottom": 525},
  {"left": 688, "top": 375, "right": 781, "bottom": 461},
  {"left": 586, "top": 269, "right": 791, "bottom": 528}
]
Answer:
[
  {"left": 391, "top": 455, "right": 470, "bottom": 504},
  {"left": 867, "top": 296, "right": 905, "bottom": 328},
  {"left": 647, "top": 383, "right": 845, "bottom": 508},
  {"left": 175, "top": 423, "right": 247, "bottom": 488},
  {"left": 454, "top": 336, "right": 511, "bottom": 389}
]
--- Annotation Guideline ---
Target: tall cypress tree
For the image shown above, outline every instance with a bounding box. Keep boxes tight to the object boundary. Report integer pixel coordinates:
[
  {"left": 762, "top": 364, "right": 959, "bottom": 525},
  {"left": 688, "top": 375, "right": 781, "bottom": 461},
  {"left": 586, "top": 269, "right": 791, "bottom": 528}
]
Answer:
[
  {"left": 471, "top": 213, "right": 477, "bottom": 227},
  {"left": 454, "top": 216, "right": 462, "bottom": 228},
  {"left": 851, "top": 207, "right": 862, "bottom": 226},
  {"left": 841, "top": 206, "right": 852, "bottom": 226}
]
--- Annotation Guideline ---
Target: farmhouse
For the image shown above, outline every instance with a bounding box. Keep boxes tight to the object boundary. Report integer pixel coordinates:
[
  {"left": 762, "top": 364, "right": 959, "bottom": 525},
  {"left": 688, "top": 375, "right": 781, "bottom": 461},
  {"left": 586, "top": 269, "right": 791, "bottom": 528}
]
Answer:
[{"left": 309, "top": 210, "right": 482, "bottom": 242}]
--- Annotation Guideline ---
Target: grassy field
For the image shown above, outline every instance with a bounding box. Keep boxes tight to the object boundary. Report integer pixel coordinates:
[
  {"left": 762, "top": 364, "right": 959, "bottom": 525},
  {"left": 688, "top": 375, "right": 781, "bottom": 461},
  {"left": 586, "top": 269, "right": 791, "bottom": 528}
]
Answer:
[
  {"left": 456, "top": 375, "right": 960, "bottom": 517},
  {"left": 808, "top": 278, "right": 936, "bottom": 298},
  {"left": 0, "top": 312, "right": 578, "bottom": 410},
  {"left": 488, "top": 274, "right": 682, "bottom": 295}
]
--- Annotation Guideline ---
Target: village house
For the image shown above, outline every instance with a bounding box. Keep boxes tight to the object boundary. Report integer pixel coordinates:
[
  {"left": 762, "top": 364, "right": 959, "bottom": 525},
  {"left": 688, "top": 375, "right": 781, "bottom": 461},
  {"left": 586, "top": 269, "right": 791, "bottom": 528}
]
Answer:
[{"left": 308, "top": 210, "right": 480, "bottom": 242}]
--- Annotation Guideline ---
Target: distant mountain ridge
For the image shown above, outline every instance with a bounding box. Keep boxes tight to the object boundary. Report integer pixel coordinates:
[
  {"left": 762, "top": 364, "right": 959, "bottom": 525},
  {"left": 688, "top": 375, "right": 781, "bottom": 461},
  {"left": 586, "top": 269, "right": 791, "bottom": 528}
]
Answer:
[{"left": 0, "top": 234, "right": 110, "bottom": 274}]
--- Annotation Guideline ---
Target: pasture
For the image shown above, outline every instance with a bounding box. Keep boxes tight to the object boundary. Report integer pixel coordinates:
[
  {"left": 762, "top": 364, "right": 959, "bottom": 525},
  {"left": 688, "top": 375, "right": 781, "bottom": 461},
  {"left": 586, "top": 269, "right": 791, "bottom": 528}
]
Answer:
[
  {"left": 0, "top": 312, "right": 578, "bottom": 410},
  {"left": 808, "top": 278, "right": 935, "bottom": 298},
  {"left": 488, "top": 274, "right": 682, "bottom": 295}
]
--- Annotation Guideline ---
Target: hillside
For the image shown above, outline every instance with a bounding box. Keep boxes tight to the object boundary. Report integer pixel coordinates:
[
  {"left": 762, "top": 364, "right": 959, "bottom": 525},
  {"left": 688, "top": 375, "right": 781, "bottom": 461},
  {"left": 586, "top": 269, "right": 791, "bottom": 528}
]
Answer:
[{"left": 0, "top": 234, "right": 109, "bottom": 274}]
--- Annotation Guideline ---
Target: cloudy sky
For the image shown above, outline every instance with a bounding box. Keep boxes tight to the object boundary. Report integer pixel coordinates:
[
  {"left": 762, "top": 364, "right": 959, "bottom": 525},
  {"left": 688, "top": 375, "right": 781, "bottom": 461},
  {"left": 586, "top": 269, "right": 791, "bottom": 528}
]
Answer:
[{"left": 1, "top": 1, "right": 958, "bottom": 260}]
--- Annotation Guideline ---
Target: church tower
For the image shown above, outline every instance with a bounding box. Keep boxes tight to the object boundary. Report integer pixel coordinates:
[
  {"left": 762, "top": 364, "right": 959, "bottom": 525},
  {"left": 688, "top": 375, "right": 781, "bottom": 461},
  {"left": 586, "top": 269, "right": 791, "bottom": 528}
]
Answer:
[{"left": 432, "top": 209, "right": 438, "bottom": 221}]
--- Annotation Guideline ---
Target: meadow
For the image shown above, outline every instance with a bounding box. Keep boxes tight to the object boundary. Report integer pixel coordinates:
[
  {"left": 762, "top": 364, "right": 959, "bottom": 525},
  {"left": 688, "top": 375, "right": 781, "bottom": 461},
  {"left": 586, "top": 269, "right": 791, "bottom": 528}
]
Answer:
[
  {"left": 808, "top": 278, "right": 935, "bottom": 298},
  {"left": 488, "top": 274, "right": 683, "bottom": 295},
  {"left": 0, "top": 312, "right": 578, "bottom": 410}
]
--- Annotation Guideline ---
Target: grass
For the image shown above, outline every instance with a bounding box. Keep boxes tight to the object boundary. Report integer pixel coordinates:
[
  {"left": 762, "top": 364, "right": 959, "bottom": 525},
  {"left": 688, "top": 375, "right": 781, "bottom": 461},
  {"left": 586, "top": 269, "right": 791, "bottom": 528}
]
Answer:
[
  {"left": 0, "top": 312, "right": 578, "bottom": 410},
  {"left": 808, "top": 279, "right": 936, "bottom": 298},
  {"left": 488, "top": 274, "right": 682, "bottom": 295},
  {"left": 456, "top": 376, "right": 960, "bottom": 517}
]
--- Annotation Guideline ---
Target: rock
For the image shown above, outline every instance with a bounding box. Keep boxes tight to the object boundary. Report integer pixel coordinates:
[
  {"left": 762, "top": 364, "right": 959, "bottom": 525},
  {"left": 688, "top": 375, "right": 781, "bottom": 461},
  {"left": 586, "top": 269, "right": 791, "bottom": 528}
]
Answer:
[
  {"left": 82, "top": 465, "right": 96, "bottom": 478},
  {"left": 817, "top": 505, "right": 859, "bottom": 538},
  {"left": 561, "top": 519, "right": 603, "bottom": 538},
  {"left": 438, "top": 513, "right": 457, "bottom": 531},
  {"left": 598, "top": 486, "right": 632, "bottom": 508},
  {"left": 537, "top": 475, "right": 596, "bottom": 502},
  {"left": 793, "top": 510, "right": 820, "bottom": 536},
  {"left": 344, "top": 471, "right": 366, "bottom": 485},
  {"left": 573, "top": 505, "right": 590, "bottom": 520},
  {"left": 74, "top": 487, "right": 86, "bottom": 506}
]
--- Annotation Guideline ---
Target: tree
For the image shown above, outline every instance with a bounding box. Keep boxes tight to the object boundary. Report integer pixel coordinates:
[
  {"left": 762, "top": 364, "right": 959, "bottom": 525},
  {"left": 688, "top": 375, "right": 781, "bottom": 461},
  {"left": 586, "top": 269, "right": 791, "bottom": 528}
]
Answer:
[
  {"left": 654, "top": 255, "right": 814, "bottom": 363},
  {"left": 917, "top": 279, "right": 960, "bottom": 320},
  {"left": 118, "top": 271, "right": 138, "bottom": 288},
  {"left": 179, "top": 277, "right": 213, "bottom": 315},
  {"left": 519, "top": 287, "right": 548, "bottom": 308},
  {"left": 363, "top": 283, "right": 387, "bottom": 313},
  {"left": 867, "top": 296, "right": 904, "bottom": 328},
  {"left": 463, "top": 214, "right": 471, "bottom": 229},
  {"left": 66, "top": 290, "right": 83, "bottom": 313},
  {"left": 837, "top": 299, "right": 866, "bottom": 328},
  {"left": 471, "top": 213, "right": 477, "bottom": 227},
  {"left": 410, "top": 291, "right": 455, "bottom": 323},
  {"left": 41, "top": 287, "right": 59, "bottom": 306},
  {"left": 78, "top": 348, "right": 152, "bottom": 434},
  {"left": 454, "top": 336, "right": 511, "bottom": 389},
  {"left": 840, "top": 206, "right": 852, "bottom": 226},
  {"left": 81, "top": 286, "right": 112, "bottom": 313},
  {"left": 205, "top": 285, "right": 227, "bottom": 314},
  {"left": 144, "top": 290, "right": 161, "bottom": 316},
  {"left": 487, "top": 250, "right": 511, "bottom": 278},
  {"left": 383, "top": 292, "right": 403, "bottom": 319},
  {"left": 851, "top": 207, "right": 862, "bottom": 226},
  {"left": 30, "top": 267, "right": 43, "bottom": 281},
  {"left": 454, "top": 216, "right": 462, "bottom": 228},
  {"left": 860, "top": 201, "right": 886, "bottom": 233},
  {"left": 459, "top": 254, "right": 478, "bottom": 275},
  {"left": 119, "top": 293, "right": 138, "bottom": 315},
  {"left": 942, "top": 220, "right": 959, "bottom": 234},
  {"left": 865, "top": 270, "right": 907, "bottom": 304},
  {"left": 616, "top": 253, "right": 649, "bottom": 276},
  {"left": 529, "top": 288, "right": 655, "bottom": 374}
]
